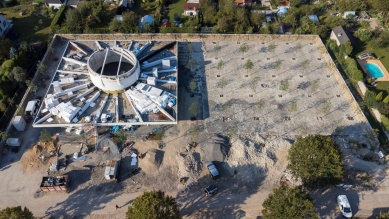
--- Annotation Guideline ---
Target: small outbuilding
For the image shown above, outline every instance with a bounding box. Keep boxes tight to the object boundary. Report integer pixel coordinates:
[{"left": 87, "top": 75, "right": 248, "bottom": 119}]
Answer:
[{"left": 330, "top": 26, "right": 356, "bottom": 46}]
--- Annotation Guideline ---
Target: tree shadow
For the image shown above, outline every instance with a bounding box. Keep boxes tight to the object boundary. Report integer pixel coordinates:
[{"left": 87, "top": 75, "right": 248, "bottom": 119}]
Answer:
[
  {"left": 176, "top": 163, "right": 265, "bottom": 218},
  {"left": 178, "top": 42, "right": 209, "bottom": 121},
  {"left": 369, "top": 207, "right": 389, "bottom": 219},
  {"left": 45, "top": 182, "right": 123, "bottom": 217},
  {"left": 310, "top": 188, "right": 359, "bottom": 219}
]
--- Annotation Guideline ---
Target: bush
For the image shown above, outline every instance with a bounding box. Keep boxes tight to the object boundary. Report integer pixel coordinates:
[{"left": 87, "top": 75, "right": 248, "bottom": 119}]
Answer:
[
  {"left": 377, "top": 102, "right": 389, "bottom": 115},
  {"left": 364, "top": 90, "right": 378, "bottom": 108},
  {"left": 383, "top": 95, "right": 389, "bottom": 104},
  {"left": 50, "top": 5, "right": 67, "bottom": 30},
  {"left": 381, "top": 114, "right": 389, "bottom": 132},
  {"left": 354, "top": 29, "right": 373, "bottom": 42},
  {"left": 376, "top": 92, "right": 383, "bottom": 101}
]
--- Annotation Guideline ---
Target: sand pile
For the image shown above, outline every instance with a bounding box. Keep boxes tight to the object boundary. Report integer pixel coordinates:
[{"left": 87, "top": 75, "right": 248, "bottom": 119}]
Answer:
[
  {"left": 176, "top": 152, "right": 203, "bottom": 182},
  {"left": 141, "top": 149, "right": 164, "bottom": 173},
  {"left": 20, "top": 141, "right": 57, "bottom": 172},
  {"left": 224, "top": 134, "right": 292, "bottom": 188}
]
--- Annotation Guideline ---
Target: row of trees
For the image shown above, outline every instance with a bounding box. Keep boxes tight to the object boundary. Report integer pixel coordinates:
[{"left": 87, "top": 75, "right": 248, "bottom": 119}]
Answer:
[
  {"left": 0, "top": 39, "right": 44, "bottom": 112},
  {"left": 52, "top": 1, "right": 108, "bottom": 34}
]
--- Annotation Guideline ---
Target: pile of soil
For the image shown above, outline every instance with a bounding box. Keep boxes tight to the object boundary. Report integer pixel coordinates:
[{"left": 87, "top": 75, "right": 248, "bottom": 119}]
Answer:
[{"left": 176, "top": 152, "right": 203, "bottom": 184}]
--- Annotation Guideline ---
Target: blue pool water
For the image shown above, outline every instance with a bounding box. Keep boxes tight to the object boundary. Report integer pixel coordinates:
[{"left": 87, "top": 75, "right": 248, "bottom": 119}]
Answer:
[{"left": 366, "top": 63, "right": 385, "bottom": 78}]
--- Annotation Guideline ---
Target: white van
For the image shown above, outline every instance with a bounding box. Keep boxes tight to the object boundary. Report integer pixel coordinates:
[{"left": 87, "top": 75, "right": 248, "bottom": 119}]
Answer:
[{"left": 337, "top": 195, "right": 352, "bottom": 218}]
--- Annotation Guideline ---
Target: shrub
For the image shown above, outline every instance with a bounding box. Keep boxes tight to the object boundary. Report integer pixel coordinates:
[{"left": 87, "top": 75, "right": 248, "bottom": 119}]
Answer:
[
  {"left": 354, "top": 29, "right": 373, "bottom": 42},
  {"left": 50, "top": 5, "right": 67, "bottom": 30},
  {"left": 364, "top": 90, "right": 378, "bottom": 108},
  {"left": 382, "top": 114, "right": 389, "bottom": 132},
  {"left": 383, "top": 95, "right": 389, "bottom": 104},
  {"left": 377, "top": 102, "right": 389, "bottom": 115},
  {"left": 376, "top": 92, "right": 383, "bottom": 101}
]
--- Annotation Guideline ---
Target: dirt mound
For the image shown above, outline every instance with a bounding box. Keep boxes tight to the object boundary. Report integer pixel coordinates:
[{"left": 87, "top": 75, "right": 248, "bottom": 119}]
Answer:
[
  {"left": 142, "top": 149, "right": 164, "bottom": 173},
  {"left": 200, "top": 134, "right": 230, "bottom": 162},
  {"left": 224, "top": 134, "right": 292, "bottom": 188},
  {"left": 20, "top": 141, "right": 57, "bottom": 173},
  {"left": 176, "top": 152, "right": 203, "bottom": 183}
]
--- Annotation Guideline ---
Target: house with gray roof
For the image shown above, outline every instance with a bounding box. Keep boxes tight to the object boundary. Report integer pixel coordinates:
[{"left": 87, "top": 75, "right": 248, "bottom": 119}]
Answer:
[{"left": 330, "top": 26, "right": 355, "bottom": 46}]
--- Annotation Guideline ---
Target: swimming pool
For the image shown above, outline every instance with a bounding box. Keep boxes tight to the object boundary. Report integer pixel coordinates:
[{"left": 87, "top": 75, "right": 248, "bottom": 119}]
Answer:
[{"left": 366, "top": 62, "right": 385, "bottom": 78}]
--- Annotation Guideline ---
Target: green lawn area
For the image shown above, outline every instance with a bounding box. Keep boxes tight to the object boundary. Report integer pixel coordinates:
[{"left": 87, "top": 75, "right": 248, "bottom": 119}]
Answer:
[
  {"left": 0, "top": 4, "right": 51, "bottom": 42},
  {"left": 167, "top": 0, "right": 185, "bottom": 23},
  {"left": 353, "top": 39, "right": 389, "bottom": 94}
]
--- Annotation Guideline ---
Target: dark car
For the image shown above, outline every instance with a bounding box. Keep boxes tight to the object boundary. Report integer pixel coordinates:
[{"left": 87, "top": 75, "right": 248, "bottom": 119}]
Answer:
[{"left": 204, "top": 185, "right": 218, "bottom": 196}]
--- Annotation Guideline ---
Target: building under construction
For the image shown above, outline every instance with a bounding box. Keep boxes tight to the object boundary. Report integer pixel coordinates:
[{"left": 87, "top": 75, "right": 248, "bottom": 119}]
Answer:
[{"left": 33, "top": 40, "right": 178, "bottom": 127}]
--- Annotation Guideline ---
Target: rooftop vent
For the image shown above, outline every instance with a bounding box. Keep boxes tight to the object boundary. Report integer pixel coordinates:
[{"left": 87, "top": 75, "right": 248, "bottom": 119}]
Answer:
[{"left": 338, "top": 33, "right": 342, "bottom": 37}]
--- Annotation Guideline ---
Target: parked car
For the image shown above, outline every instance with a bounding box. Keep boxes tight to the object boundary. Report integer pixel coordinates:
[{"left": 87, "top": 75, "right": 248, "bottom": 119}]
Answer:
[
  {"left": 204, "top": 185, "right": 218, "bottom": 196},
  {"left": 205, "top": 162, "right": 220, "bottom": 179},
  {"left": 337, "top": 195, "right": 352, "bottom": 218}
]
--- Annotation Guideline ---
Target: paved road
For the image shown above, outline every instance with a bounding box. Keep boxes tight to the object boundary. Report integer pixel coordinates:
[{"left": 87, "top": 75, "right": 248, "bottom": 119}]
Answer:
[{"left": 311, "top": 187, "right": 389, "bottom": 219}]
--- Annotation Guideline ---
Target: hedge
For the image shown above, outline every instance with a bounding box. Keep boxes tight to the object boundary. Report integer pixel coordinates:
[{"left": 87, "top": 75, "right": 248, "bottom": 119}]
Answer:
[
  {"left": 383, "top": 95, "right": 389, "bottom": 104},
  {"left": 376, "top": 92, "right": 383, "bottom": 101},
  {"left": 50, "top": 5, "right": 67, "bottom": 29},
  {"left": 381, "top": 114, "right": 389, "bottom": 132}
]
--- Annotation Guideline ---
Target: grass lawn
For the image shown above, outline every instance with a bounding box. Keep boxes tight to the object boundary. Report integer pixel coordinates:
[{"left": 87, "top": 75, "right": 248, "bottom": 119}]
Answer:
[
  {"left": 353, "top": 39, "right": 389, "bottom": 94},
  {"left": 0, "top": 4, "right": 51, "bottom": 42},
  {"left": 167, "top": 0, "right": 185, "bottom": 23}
]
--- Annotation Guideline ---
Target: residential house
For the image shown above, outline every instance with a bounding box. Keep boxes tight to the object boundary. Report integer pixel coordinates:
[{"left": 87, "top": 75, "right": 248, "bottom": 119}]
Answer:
[
  {"left": 261, "top": 0, "right": 271, "bottom": 7},
  {"left": 66, "top": 0, "right": 80, "bottom": 8},
  {"left": 330, "top": 26, "right": 355, "bottom": 46},
  {"left": 184, "top": 2, "right": 199, "bottom": 16},
  {"left": 43, "top": 0, "right": 65, "bottom": 9},
  {"left": 235, "top": 0, "right": 252, "bottom": 6},
  {"left": 0, "top": 13, "right": 13, "bottom": 38}
]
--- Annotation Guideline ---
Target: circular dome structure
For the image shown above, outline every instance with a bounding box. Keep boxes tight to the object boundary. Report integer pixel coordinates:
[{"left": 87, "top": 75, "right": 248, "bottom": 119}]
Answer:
[{"left": 87, "top": 47, "right": 140, "bottom": 92}]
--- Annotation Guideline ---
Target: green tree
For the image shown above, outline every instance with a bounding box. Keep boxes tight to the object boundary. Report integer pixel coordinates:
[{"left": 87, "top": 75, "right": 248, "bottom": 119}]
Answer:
[
  {"left": 323, "top": 16, "right": 347, "bottom": 29},
  {"left": 114, "top": 129, "right": 127, "bottom": 144},
  {"left": 364, "top": 90, "right": 378, "bottom": 108},
  {"left": 186, "top": 57, "right": 196, "bottom": 70},
  {"left": 64, "top": 9, "right": 83, "bottom": 32},
  {"left": 189, "top": 102, "right": 198, "bottom": 117},
  {"left": 250, "top": 13, "right": 266, "bottom": 28},
  {"left": 268, "top": 42, "right": 276, "bottom": 53},
  {"left": 239, "top": 42, "right": 249, "bottom": 57},
  {"left": 0, "top": 206, "right": 34, "bottom": 219},
  {"left": 126, "top": 191, "right": 180, "bottom": 219},
  {"left": 0, "top": 38, "right": 13, "bottom": 62},
  {"left": 262, "top": 185, "right": 319, "bottom": 219},
  {"left": 216, "top": 59, "right": 224, "bottom": 71},
  {"left": 0, "top": 131, "right": 10, "bottom": 141},
  {"left": 340, "top": 41, "right": 353, "bottom": 56},
  {"left": 189, "top": 80, "right": 197, "bottom": 92},
  {"left": 288, "top": 135, "right": 344, "bottom": 187},
  {"left": 219, "top": 77, "right": 227, "bottom": 95},
  {"left": 109, "top": 18, "right": 122, "bottom": 32},
  {"left": 122, "top": 12, "right": 140, "bottom": 33},
  {"left": 383, "top": 95, "right": 389, "bottom": 104},
  {"left": 244, "top": 59, "right": 254, "bottom": 76},
  {"left": 300, "top": 60, "right": 310, "bottom": 76},
  {"left": 40, "top": 129, "right": 53, "bottom": 143},
  {"left": 279, "top": 80, "right": 289, "bottom": 95},
  {"left": 288, "top": 101, "right": 297, "bottom": 112},
  {"left": 369, "top": 0, "right": 389, "bottom": 11},
  {"left": 289, "top": 0, "right": 300, "bottom": 7},
  {"left": 36, "top": 60, "right": 47, "bottom": 74},
  {"left": 214, "top": 44, "right": 221, "bottom": 58},
  {"left": 377, "top": 211, "right": 389, "bottom": 219},
  {"left": 354, "top": 29, "right": 373, "bottom": 42},
  {"left": 8, "top": 67, "right": 27, "bottom": 83}
]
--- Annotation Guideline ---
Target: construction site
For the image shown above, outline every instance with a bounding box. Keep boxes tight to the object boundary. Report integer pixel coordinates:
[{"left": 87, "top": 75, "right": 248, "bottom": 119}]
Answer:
[{"left": 0, "top": 34, "right": 385, "bottom": 219}]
